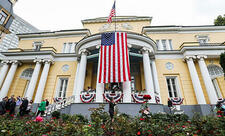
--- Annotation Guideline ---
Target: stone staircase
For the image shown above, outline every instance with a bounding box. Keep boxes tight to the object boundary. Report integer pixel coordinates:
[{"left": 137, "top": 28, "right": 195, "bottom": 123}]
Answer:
[{"left": 45, "top": 95, "right": 75, "bottom": 116}]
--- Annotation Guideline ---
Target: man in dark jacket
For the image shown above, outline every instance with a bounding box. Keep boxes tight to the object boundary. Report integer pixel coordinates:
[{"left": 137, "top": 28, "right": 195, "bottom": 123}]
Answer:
[
  {"left": 9, "top": 98, "right": 16, "bottom": 116},
  {"left": 19, "top": 97, "right": 29, "bottom": 116},
  {"left": 109, "top": 97, "right": 116, "bottom": 122},
  {"left": 0, "top": 97, "right": 7, "bottom": 115}
]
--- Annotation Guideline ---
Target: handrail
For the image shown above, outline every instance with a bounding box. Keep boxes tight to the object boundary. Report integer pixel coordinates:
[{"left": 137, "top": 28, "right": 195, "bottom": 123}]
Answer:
[{"left": 46, "top": 95, "right": 75, "bottom": 115}]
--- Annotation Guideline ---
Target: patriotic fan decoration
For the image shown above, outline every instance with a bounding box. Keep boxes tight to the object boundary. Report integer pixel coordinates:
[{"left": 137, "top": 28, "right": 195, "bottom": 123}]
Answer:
[
  {"left": 103, "top": 92, "right": 123, "bottom": 102},
  {"left": 170, "top": 97, "right": 184, "bottom": 105},
  {"left": 80, "top": 93, "right": 96, "bottom": 103},
  {"left": 132, "top": 93, "right": 151, "bottom": 103}
]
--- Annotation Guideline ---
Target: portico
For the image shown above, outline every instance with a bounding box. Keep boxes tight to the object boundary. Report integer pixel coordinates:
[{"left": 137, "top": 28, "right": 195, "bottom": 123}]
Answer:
[{"left": 73, "top": 32, "right": 160, "bottom": 103}]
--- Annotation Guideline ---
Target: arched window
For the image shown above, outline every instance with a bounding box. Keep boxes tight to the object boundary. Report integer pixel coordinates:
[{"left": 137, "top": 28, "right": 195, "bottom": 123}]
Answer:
[
  {"left": 207, "top": 64, "right": 223, "bottom": 78},
  {"left": 207, "top": 64, "right": 223, "bottom": 99},
  {"left": 20, "top": 68, "right": 34, "bottom": 80}
]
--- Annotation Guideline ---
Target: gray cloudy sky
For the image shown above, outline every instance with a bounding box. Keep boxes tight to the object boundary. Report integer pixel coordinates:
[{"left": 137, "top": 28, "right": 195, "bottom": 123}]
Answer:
[{"left": 14, "top": 0, "right": 225, "bottom": 31}]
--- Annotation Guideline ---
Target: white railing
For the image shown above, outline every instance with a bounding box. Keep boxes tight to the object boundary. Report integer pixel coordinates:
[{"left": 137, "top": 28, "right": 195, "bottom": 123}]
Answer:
[{"left": 46, "top": 95, "right": 75, "bottom": 115}]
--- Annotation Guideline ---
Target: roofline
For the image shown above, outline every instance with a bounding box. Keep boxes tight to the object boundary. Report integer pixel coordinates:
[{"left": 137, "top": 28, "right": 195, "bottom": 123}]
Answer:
[
  {"left": 82, "top": 16, "right": 152, "bottom": 24},
  {"left": 17, "top": 29, "right": 91, "bottom": 39},
  {"left": 142, "top": 25, "right": 225, "bottom": 33}
]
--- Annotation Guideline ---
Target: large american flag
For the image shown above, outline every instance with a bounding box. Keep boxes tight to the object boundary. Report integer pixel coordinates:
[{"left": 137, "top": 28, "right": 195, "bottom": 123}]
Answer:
[
  {"left": 98, "top": 32, "right": 131, "bottom": 83},
  {"left": 107, "top": 1, "right": 115, "bottom": 23}
]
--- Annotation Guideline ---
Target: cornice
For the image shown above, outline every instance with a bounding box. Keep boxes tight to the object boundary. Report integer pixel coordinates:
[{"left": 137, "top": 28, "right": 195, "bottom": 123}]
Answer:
[
  {"left": 142, "top": 25, "right": 225, "bottom": 34},
  {"left": 82, "top": 16, "right": 152, "bottom": 24},
  {"left": 17, "top": 29, "right": 90, "bottom": 40}
]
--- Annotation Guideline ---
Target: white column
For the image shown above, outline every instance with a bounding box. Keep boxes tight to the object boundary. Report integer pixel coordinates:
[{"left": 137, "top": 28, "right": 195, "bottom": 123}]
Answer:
[
  {"left": 75, "top": 50, "right": 88, "bottom": 103},
  {"left": 96, "top": 83, "right": 104, "bottom": 103},
  {"left": 0, "top": 61, "right": 9, "bottom": 88},
  {"left": 123, "top": 81, "right": 132, "bottom": 103},
  {"left": 25, "top": 60, "right": 42, "bottom": 101},
  {"left": 72, "top": 62, "right": 80, "bottom": 96},
  {"left": 185, "top": 56, "right": 206, "bottom": 104},
  {"left": 0, "top": 60, "right": 19, "bottom": 100},
  {"left": 142, "top": 48, "right": 155, "bottom": 103},
  {"left": 197, "top": 56, "right": 218, "bottom": 104},
  {"left": 151, "top": 59, "right": 162, "bottom": 104},
  {"left": 34, "top": 60, "right": 52, "bottom": 103}
]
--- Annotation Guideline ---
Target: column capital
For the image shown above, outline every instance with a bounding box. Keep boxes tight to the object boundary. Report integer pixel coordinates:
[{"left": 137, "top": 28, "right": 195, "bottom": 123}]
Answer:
[
  {"left": 33, "top": 59, "right": 42, "bottom": 63},
  {"left": 9, "top": 60, "right": 22, "bottom": 65},
  {"left": 1, "top": 60, "right": 10, "bottom": 64},
  {"left": 140, "top": 47, "right": 152, "bottom": 54},
  {"left": 196, "top": 55, "right": 207, "bottom": 60},
  {"left": 184, "top": 56, "right": 196, "bottom": 61},
  {"left": 42, "top": 59, "right": 54, "bottom": 64},
  {"left": 79, "top": 49, "right": 90, "bottom": 55}
]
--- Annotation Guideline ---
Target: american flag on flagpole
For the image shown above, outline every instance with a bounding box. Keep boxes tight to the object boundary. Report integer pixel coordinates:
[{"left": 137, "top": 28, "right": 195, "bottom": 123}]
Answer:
[
  {"left": 107, "top": 1, "right": 116, "bottom": 23},
  {"left": 98, "top": 32, "right": 131, "bottom": 83}
]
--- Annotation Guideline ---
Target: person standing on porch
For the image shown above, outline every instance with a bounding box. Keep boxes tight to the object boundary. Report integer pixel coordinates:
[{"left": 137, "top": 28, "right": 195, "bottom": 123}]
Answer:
[{"left": 109, "top": 97, "right": 117, "bottom": 122}]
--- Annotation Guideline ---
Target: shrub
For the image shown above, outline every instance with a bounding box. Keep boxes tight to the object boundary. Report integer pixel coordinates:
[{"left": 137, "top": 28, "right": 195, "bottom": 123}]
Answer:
[{"left": 51, "top": 111, "right": 60, "bottom": 119}]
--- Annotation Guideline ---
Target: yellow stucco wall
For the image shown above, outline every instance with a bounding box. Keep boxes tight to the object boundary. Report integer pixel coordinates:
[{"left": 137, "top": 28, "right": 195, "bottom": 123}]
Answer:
[
  {"left": 83, "top": 20, "right": 150, "bottom": 34},
  {"left": 18, "top": 36, "right": 84, "bottom": 53},
  {"left": 155, "top": 59, "right": 197, "bottom": 105},
  {"left": 7, "top": 61, "right": 78, "bottom": 103},
  {"left": 147, "top": 32, "right": 225, "bottom": 50},
  {"left": 8, "top": 64, "right": 35, "bottom": 97}
]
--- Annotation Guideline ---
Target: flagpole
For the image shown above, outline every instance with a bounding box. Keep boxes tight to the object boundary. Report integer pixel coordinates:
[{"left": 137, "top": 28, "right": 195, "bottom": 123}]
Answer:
[{"left": 114, "top": 0, "right": 116, "bottom": 32}]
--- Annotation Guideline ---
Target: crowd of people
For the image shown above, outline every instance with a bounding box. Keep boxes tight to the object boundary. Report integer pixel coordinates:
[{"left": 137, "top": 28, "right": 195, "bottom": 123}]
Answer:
[
  {"left": 0, "top": 95, "right": 50, "bottom": 117},
  {"left": 0, "top": 95, "right": 33, "bottom": 117}
]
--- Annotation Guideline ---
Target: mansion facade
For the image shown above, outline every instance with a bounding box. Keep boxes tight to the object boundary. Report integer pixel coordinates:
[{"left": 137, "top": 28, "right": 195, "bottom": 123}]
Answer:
[{"left": 0, "top": 16, "right": 225, "bottom": 106}]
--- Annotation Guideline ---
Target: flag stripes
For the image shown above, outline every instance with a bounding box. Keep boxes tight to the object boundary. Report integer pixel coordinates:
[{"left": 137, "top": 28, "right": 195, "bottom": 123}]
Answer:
[
  {"left": 98, "top": 32, "right": 131, "bottom": 83},
  {"left": 107, "top": 1, "right": 116, "bottom": 23}
]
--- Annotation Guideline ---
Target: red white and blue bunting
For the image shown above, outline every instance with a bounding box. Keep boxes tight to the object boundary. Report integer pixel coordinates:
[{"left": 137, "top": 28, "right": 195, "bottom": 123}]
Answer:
[
  {"left": 103, "top": 93, "right": 123, "bottom": 103},
  {"left": 132, "top": 93, "right": 151, "bottom": 103},
  {"left": 217, "top": 98, "right": 225, "bottom": 103},
  {"left": 171, "top": 97, "right": 184, "bottom": 105},
  {"left": 155, "top": 96, "right": 160, "bottom": 104},
  {"left": 80, "top": 93, "right": 96, "bottom": 103}
]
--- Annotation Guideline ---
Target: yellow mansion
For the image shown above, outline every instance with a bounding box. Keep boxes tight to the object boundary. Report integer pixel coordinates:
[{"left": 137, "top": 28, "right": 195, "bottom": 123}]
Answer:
[{"left": 0, "top": 16, "right": 225, "bottom": 108}]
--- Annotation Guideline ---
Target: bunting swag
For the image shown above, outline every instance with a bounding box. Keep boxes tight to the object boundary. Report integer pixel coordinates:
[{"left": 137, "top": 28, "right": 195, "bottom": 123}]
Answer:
[
  {"left": 131, "top": 93, "right": 145, "bottom": 103},
  {"left": 80, "top": 94, "right": 96, "bottom": 103},
  {"left": 98, "top": 32, "right": 131, "bottom": 83},
  {"left": 103, "top": 92, "right": 123, "bottom": 103},
  {"left": 171, "top": 97, "right": 184, "bottom": 105}
]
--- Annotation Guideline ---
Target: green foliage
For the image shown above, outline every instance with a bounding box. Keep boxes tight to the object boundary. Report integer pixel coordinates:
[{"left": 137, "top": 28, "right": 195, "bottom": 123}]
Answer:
[
  {"left": 51, "top": 111, "right": 60, "bottom": 119},
  {"left": 0, "top": 108, "right": 224, "bottom": 136},
  {"left": 220, "top": 52, "right": 225, "bottom": 78},
  {"left": 214, "top": 14, "right": 225, "bottom": 26}
]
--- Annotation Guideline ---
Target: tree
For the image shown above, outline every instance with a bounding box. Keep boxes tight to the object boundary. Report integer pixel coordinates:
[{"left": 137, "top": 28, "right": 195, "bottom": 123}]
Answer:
[
  {"left": 214, "top": 14, "right": 225, "bottom": 26},
  {"left": 219, "top": 52, "right": 225, "bottom": 78}
]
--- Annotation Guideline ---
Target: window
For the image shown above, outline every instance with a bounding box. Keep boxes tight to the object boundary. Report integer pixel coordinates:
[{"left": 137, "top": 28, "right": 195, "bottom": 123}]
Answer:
[
  {"left": 156, "top": 40, "right": 159, "bottom": 49},
  {"left": 207, "top": 64, "right": 223, "bottom": 99},
  {"left": 20, "top": 68, "right": 34, "bottom": 80},
  {"left": 0, "top": 10, "right": 8, "bottom": 25},
  {"left": 161, "top": 40, "right": 167, "bottom": 50},
  {"left": 62, "top": 42, "right": 76, "bottom": 53},
  {"left": 212, "top": 79, "right": 222, "bottom": 99},
  {"left": 56, "top": 78, "right": 69, "bottom": 98},
  {"left": 207, "top": 64, "right": 223, "bottom": 78},
  {"left": 166, "top": 77, "right": 180, "bottom": 98},
  {"left": 196, "top": 35, "right": 209, "bottom": 45},
  {"left": 168, "top": 39, "right": 173, "bottom": 50}
]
